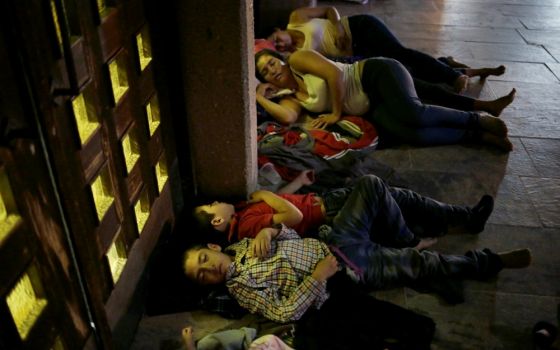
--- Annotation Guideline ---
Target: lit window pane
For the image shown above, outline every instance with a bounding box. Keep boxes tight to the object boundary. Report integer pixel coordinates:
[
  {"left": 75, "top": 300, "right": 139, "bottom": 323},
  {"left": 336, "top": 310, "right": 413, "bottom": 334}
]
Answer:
[
  {"left": 122, "top": 130, "right": 140, "bottom": 174},
  {"left": 134, "top": 189, "right": 150, "bottom": 234},
  {"left": 91, "top": 166, "right": 114, "bottom": 221},
  {"left": 146, "top": 94, "right": 160, "bottom": 136},
  {"left": 6, "top": 264, "right": 48, "bottom": 340},
  {"left": 71, "top": 88, "right": 99, "bottom": 144},
  {"left": 50, "top": 0, "right": 63, "bottom": 51},
  {"left": 97, "top": 0, "right": 110, "bottom": 17},
  {"left": 0, "top": 169, "right": 22, "bottom": 242},
  {"left": 109, "top": 53, "right": 129, "bottom": 104},
  {"left": 136, "top": 26, "right": 152, "bottom": 71},
  {"left": 106, "top": 231, "right": 127, "bottom": 284},
  {"left": 155, "top": 154, "right": 168, "bottom": 194}
]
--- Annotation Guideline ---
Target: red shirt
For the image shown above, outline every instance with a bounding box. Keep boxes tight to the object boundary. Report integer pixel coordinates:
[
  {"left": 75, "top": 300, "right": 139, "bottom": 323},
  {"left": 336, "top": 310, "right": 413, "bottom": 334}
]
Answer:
[{"left": 227, "top": 194, "right": 325, "bottom": 242}]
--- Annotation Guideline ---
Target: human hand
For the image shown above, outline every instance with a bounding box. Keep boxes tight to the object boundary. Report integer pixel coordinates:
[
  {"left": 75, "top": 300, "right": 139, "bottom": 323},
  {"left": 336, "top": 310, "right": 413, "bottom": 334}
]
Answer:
[
  {"left": 181, "top": 326, "right": 196, "bottom": 350},
  {"left": 256, "top": 83, "right": 280, "bottom": 99},
  {"left": 309, "top": 113, "right": 340, "bottom": 130},
  {"left": 334, "top": 23, "right": 351, "bottom": 53},
  {"left": 295, "top": 169, "right": 315, "bottom": 186},
  {"left": 250, "top": 227, "right": 275, "bottom": 258},
  {"left": 248, "top": 190, "right": 272, "bottom": 204},
  {"left": 311, "top": 255, "right": 338, "bottom": 282},
  {"left": 414, "top": 237, "right": 438, "bottom": 250}
]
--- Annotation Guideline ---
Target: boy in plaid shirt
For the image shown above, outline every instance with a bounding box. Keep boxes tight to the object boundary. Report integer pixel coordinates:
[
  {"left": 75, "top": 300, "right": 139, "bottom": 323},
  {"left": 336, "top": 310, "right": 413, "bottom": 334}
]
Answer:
[{"left": 183, "top": 225, "right": 530, "bottom": 348}]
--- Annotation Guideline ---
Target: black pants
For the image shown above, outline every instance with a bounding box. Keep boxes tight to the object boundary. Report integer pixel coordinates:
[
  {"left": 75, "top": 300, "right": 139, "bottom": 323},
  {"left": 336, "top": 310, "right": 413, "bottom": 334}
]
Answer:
[
  {"left": 349, "top": 14, "right": 461, "bottom": 85},
  {"left": 294, "top": 273, "right": 435, "bottom": 350}
]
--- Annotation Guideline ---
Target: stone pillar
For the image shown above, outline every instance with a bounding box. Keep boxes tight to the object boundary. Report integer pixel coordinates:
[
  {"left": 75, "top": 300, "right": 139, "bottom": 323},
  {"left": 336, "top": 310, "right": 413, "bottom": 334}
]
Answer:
[{"left": 176, "top": 0, "right": 257, "bottom": 198}]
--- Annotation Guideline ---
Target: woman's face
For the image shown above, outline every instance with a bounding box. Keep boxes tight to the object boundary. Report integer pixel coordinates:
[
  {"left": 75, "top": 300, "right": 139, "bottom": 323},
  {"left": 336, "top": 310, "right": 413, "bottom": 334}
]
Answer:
[
  {"left": 268, "top": 29, "right": 293, "bottom": 52},
  {"left": 256, "top": 54, "right": 289, "bottom": 86}
]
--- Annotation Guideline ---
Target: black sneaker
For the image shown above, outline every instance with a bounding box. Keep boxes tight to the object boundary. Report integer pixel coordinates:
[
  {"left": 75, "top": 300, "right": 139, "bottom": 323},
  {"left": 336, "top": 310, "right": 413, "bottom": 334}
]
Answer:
[{"left": 466, "top": 195, "right": 494, "bottom": 234}]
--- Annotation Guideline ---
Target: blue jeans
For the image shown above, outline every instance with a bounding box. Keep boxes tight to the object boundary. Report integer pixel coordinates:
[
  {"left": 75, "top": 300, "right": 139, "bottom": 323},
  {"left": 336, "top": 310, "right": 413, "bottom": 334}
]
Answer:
[
  {"left": 322, "top": 175, "right": 502, "bottom": 289},
  {"left": 321, "top": 177, "right": 470, "bottom": 240},
  {"left": 360, "top": 57, "right": 480, "bottom": 146}
]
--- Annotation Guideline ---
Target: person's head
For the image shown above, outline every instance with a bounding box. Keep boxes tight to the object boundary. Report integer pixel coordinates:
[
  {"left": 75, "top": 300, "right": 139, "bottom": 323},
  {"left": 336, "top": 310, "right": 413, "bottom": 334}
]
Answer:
[
  {"left": 267, "top": 28, "right": 294, "bottom": 52},
  {"left": 255, "top": 49, "right": 290, "bottom": 86},
  {"left": 183, "top": 243, "right": 232, "bottom": 285},
  {"left": 193, "top": 201, "right": 235, "bottom": 233}
]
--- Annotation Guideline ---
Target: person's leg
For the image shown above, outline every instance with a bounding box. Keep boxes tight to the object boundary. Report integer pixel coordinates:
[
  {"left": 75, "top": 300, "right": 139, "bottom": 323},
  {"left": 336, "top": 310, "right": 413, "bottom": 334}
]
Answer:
[
  {"left": 360, "top": 246, "right": 530, "bottom": 290},
  {"left": 326, "top": 174, "right": 420, "bottom": 248},
  {"left": 414, "top": 79, "right": 517, "bottom": 116},
  {"left": 361, "top": 58, "right": 511, "bottom": 148},
  {"left": 349, "top": 14, "right": 463, "bottom": 87}
]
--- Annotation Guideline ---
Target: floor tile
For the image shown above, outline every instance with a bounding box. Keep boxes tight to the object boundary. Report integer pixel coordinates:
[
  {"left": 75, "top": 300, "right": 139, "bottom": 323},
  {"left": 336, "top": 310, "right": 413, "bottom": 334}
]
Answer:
[
  {"left": 518, "top": 29, "right": 560, "bottom": 48},
  {"left": 547, "top": 63, "right": 560, "bottom": 81},
  {"left": 522, "top": 177, "right": 560, "bottom": 227},
  {"left": 521, "top": 138, "right": 560, "bottom": 177},
  {"left": 387, "top": 23, "right": 525, "bottom": 44},
  {"left": 505, "top": 138, "right": 540, "bottom": 177},
  {"left": 492, "top": 175, "right": 542, "bottom": 227},
  {"left": 520, "top": 18, "right": 560, "bottom": 30},
  {"left": 490, "top": 81, "right": 560, "bottom": 111},
  {"left": 501, "top": 109, "right": 560, "bottom": 139},
  {"left": 384, "top": 11, "right": 523, "bottom": 28}
]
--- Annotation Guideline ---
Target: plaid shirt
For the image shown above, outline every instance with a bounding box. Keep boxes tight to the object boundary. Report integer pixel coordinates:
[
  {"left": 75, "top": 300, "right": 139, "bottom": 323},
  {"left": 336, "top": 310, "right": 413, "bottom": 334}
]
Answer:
[{"left": 224, "top": 225, "right": 331, "bottom": 323}]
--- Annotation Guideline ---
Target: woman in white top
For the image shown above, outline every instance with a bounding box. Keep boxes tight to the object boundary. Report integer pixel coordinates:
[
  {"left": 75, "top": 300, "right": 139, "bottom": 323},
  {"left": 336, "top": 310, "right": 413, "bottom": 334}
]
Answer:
[
  {"left": 255, "top": 48, "right": 513, "bottom": 151},
  {"left": 267, "top": 6, "right": 507, "bottom": 93}
]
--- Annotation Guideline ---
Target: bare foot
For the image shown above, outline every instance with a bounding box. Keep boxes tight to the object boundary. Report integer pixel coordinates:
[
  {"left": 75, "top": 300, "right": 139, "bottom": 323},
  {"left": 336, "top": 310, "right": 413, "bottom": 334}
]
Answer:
[
  {"left": 481, "top": 132, "right": 513, "bottom": 152},
  {"left": 182, "top": 326, "right": 196, "bottom": 350},
  {"left": 465, "top": 65, "right": 506, "bottom": 79},
  {"left": 479, "top": 113, "right": 508, "bottom": 137},
  {"left": 474, "top": 88, "right": 516, "bottom": 117},
  {"left": 414, "top": 237, "right": 438, "bottom": 250},
  {"left": 454, "top": 74, "right": 469, "bottom": 93}
]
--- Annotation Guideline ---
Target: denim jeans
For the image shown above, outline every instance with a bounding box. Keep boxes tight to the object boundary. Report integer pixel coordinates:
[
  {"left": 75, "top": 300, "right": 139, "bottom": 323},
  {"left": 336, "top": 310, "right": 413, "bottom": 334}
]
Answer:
[
  {"left": 360, "top": 57, "right": 480, "bottom": 146},
  {"left": 321, "top": 176, "right": 470, "bottom": 239},
  {"left": 322, "top": 175, "right": 503, "bottom": 289}
]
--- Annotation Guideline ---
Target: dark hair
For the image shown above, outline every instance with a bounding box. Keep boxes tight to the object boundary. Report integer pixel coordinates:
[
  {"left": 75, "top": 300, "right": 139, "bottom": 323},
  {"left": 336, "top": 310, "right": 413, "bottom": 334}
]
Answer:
[
  {"left": 192, "top": 206, "right": 215, "bottom": 233},
  {"left": 254, "top": 48, "right": 286, "bottom": 82}
]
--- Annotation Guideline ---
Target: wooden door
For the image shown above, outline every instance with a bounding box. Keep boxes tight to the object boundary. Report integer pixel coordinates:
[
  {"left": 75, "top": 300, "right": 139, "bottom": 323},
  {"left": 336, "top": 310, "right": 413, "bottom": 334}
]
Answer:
[{"left": 0, "top": 0, "right": 179, "bottom": 348}]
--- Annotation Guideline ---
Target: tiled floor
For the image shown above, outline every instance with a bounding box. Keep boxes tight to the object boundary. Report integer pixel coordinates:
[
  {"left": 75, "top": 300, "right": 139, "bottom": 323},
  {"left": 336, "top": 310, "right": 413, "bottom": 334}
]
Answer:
[{"left": 131, "top": 0, "right": 560, "bottom": 349}]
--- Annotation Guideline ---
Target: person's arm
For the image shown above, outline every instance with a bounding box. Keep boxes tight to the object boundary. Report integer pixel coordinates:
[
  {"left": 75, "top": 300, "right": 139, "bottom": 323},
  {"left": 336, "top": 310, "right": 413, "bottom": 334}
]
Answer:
[
  {"left": 288, "top": 6, "right": 341, "bottom": 25},
  {"left": 248, "top": 190, "right": 303, "bottom": 227},
  {"left": 256, "top": 83, "right": 302, "bottom": 125},
  {"left": 288, "top": 7, "right": 349, "bottom": 53},
  {"left": 228, "top": 253, "right": 337, "bottom": 323},
  {"left": 288, "top": 50, "right": 344, "bottom": 129},
  {"left": 277, "top": 170, "right": 314, "bottom": 195},
  {"left": 229, "top": 273, "right": 326, "bottom": 323}
]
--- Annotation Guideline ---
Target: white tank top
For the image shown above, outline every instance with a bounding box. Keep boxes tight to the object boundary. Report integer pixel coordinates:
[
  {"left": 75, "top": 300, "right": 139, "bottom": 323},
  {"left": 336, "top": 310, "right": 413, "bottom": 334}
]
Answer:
[
  {"left": 291, "top": 61, "right": 369, "bottom": 116},
  {"left": 287, "top": 17, "right": 352, "bottom": 57}
]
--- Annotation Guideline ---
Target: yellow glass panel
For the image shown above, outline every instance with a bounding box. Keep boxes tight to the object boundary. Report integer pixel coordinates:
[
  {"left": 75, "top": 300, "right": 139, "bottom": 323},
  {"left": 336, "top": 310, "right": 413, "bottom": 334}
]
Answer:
[
  {"left": 0, "top": 170, "right": 22, "bottom": 242},
  {"left": 6, "top": 264, "right": 48, "bottom": 340},
  {"left": 71, "top": 91, "right": 99, "bottom": 144},
  {"left": 122, "top": 130, "right": 140, "bottom": 174},
  {"left": 91, "top": 167, "right": 114, "bottom": 221},
  {"left": 134, "top": 189, "right": 150, "bottom": 234},
  {"left": 50, "top": 0, "right": 63, "bottom": 51},
  {"left": 136, "top": 27, "right": 152, "bottom": 71},
  {"left": 109, "top": 55, "right": 129, "bottom": 104},
  {"left": 51, "top": 336, "right": 65, "bottom": 350},
  {"left": 146, "top": 94, "right": 160, "bottom": 136},
  {"left": 106, "top": 232, "right": 127, "bottom": 284},
  {"left": 155, "top": 155, "right": 168, "bottom": 194},
  {"left": 97, "top": 0, "right": 109, "bottom": 17}
]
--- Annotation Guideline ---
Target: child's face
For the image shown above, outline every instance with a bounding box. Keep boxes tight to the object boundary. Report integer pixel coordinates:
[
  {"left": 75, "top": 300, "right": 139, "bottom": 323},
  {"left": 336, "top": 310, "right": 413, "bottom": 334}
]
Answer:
[{"left": 184, "top": 244, "right": 232, "bottom": 285}]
